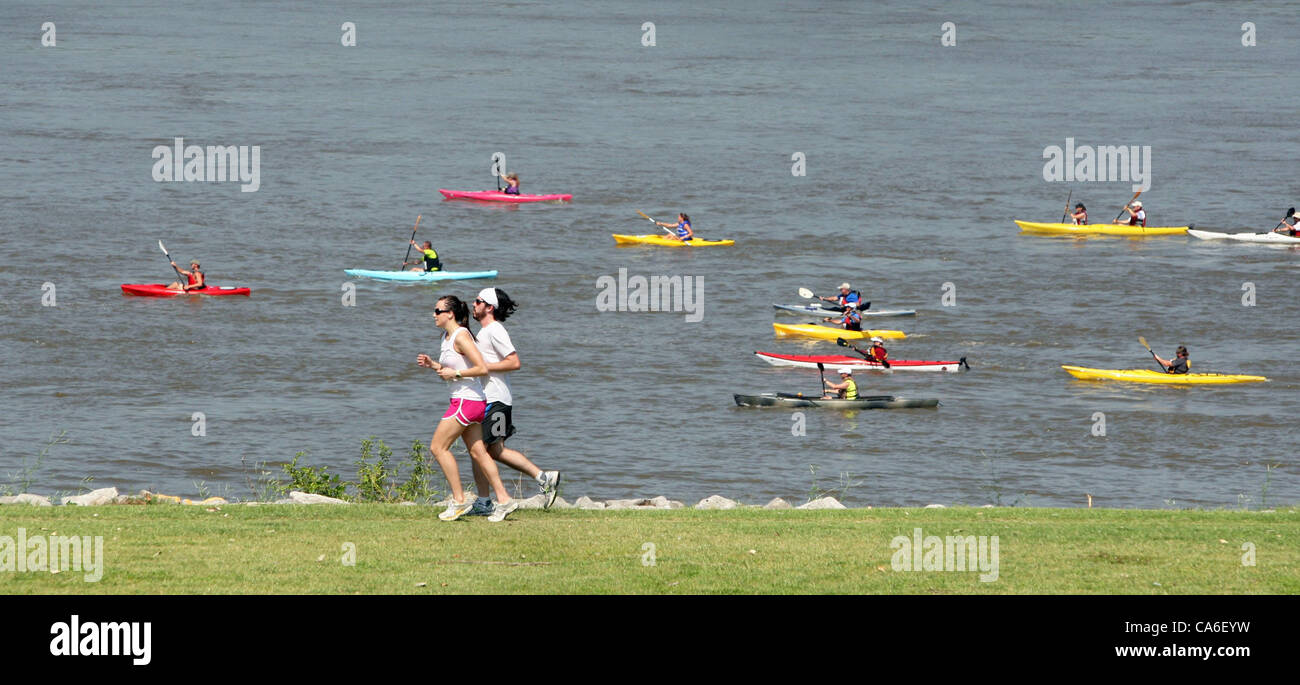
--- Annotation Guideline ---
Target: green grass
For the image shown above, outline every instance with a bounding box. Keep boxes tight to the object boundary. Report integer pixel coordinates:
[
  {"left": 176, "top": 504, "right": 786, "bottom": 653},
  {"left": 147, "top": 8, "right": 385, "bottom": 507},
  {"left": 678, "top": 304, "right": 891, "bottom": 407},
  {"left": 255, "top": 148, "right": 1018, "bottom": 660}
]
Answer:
[{"left": 1, "top": 505, "right": 1295, "bottom": 594}]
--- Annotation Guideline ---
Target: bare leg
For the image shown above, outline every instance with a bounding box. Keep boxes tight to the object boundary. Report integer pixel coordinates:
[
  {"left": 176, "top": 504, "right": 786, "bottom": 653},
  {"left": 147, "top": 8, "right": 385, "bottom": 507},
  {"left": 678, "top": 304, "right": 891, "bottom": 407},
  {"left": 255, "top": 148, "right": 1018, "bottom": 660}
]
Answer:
[
  {"left": 430, "top": 418, "right": 469, "bottom": 503},
  {"left": 167, "top": 281, "right": 184, "bottom": 290},
  {"left": 487, "top": 441, "right": 541, "bottom": 479},
  {"left": 463, "top": 424, "right": 511, "bottom": 503}
]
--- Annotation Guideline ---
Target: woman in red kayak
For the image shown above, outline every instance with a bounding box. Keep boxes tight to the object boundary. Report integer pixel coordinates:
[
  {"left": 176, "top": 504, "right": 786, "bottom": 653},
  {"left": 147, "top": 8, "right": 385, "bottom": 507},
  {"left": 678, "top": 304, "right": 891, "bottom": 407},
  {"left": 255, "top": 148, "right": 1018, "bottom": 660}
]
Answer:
[
  {"left": 417, "top": 295, "right": 517, "bottom": 522},
  {"left": 499, "top": 172, "right": 521, "bottom": 195},
  {"left": 867, "top": 336, "right": 889, "bottom": 363},
  {"left": 166, "top": 259, "right": 205, "bottom": 291},
  {"left": 654, "top": 213, "right": 694, "bottom": 242}
]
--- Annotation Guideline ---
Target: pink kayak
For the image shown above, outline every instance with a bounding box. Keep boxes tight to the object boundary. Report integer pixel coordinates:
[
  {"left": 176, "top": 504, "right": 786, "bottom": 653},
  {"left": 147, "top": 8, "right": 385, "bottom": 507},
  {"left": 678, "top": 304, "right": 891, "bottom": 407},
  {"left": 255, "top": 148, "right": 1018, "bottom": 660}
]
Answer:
[
  {"left": 754, "top": 351, "right": 967, "bottom": 373},
  {"left": 121, "top": 283, "right": 251, "bottom": 297},
  {"left": 438, "top": 189, "right": 572, "bottom": 203}
]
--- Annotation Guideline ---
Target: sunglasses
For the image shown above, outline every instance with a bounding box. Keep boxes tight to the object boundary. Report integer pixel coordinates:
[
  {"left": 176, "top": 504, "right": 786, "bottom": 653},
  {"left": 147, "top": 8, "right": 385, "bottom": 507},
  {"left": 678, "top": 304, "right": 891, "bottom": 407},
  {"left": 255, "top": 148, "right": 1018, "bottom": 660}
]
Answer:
[
  {"left": 474, "top": 299, "right": 486, "bottom": 305},
  {"left": 433, "top": 308, "right": 452, "bottom": 315}
]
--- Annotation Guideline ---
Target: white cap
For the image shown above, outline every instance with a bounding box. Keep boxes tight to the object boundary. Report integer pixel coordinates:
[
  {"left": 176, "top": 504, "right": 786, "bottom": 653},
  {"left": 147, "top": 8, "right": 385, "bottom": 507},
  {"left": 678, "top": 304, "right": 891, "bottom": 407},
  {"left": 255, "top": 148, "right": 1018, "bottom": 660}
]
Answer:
[
  {"left": 838, "top": 367, "right": 853, "bottom": 375},
  {"left": 870, "top": 336, "right": 883, "bottom": 343},
  {"left": 476, "top": 287, "right": 498, "bottom": 308},
  {"left": 839, "top": 282, "right": 851, "bottom": 290},
  {"left": 1131, "top": 201, "right": 1142, "bottom": 208}
]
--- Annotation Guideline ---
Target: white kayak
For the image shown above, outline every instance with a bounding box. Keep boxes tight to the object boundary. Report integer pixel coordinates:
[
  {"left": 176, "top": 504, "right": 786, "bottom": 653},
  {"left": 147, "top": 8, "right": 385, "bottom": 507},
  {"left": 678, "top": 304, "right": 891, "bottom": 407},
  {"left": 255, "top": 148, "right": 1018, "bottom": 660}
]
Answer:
[
  {"left": 772, "top": 303, "right": 916, "bottom": 317},
  {"left": 1188, "top": 229, "right": 1300, "bottom": 245}
]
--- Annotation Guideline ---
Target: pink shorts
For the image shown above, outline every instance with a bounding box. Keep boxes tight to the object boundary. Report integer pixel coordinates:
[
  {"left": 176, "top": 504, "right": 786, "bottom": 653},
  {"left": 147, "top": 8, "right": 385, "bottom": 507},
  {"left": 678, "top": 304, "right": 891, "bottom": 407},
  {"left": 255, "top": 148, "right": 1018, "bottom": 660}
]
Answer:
[{"left": 442, "top": 398, "right": 486, "bottom": 426}]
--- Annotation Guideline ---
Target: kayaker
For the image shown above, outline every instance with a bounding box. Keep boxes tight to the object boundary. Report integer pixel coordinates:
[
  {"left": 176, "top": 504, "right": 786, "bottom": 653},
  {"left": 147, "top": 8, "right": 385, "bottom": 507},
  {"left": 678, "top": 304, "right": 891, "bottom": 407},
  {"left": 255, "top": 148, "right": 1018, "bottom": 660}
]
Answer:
[
  {"left": 1153, "top": 345, "right": 1190, "bottom": 374},
  {"left": 1114, "top": 200, "right": 1146, "bottom": 226},
  {"left": 1067, "top": 203, "right": 1088, "bottom": 225},
  {"left": 823, "top": 368, "right": 859, "bottom": 400},
  {"left": 654, "top": 213, "right": 694, "bottom": 242},
  {"left": 166, "top": 259, "right": 206, "bottom": 291},
  {"left": 464, "top": 287, "right": 561, "bottom": 515},
  {"left": 822, "top": 306, "right": 862, "bottom": 332},
  {"left": 417, "top": 295, "right": 517, "bottom": 522},
  {"left": 867, "top": 336, "right": 889, "bottom": 364},
  {"left": 499, "top": 172, "right": 521, "bottom": 195},
  {"left": 818, "top": 283, "right": 863, "bottom": 310},
  {"left": 403, "top": 240, "right": 442, "bottom": 272}
]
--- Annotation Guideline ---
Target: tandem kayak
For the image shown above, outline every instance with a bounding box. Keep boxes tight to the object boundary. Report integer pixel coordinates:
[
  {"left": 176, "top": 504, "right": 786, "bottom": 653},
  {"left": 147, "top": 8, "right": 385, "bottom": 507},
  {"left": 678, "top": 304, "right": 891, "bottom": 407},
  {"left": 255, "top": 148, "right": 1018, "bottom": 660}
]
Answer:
[
  {"left": 611, "top": 234, "right": 735, "bottom": 247},
  {"left": 1061, "top": 365, "right": 1268, "bottom": 384},
  {"left": 734, "top": 393, "right": 939, "bottom": 409},
  {"left": 121, "top": 283, "right": 250, "bottom": 297},
  {"left": 773, "top": 323, "right": 905, "bottom": 340},
  {"left": 438, "top": 189, "right": 572, "bottom": 203},
  {"left": 1188, "top": 229, "right": 1300, "bottom": 244},
  {"left": 772, "top": 303, "right": 916, "bottom": 317},
  {"left": 754, "top": 351, "right": 967, "bottom": 373},
  {"left": 1015, "top": 220, "right": 1191, "bottom": 236},
  {"left": 344, "top": 269, "right": 498, "bottom": 282}
]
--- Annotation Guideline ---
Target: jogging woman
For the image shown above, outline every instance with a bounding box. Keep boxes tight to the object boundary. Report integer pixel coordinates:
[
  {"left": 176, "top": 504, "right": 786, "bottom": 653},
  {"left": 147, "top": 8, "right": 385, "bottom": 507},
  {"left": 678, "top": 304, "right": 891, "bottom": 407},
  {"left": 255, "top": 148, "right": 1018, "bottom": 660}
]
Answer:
[{"left": 417, "top": 295, "right": 517, "bottom": 522}]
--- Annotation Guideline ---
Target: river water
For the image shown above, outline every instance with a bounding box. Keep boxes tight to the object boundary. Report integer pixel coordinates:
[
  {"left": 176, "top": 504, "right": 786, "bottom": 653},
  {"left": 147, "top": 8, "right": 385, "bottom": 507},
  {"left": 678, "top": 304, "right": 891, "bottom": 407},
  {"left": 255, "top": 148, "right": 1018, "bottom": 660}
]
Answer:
[{"left": 2, "top": 1, "right": 1297, "bottom": 508}]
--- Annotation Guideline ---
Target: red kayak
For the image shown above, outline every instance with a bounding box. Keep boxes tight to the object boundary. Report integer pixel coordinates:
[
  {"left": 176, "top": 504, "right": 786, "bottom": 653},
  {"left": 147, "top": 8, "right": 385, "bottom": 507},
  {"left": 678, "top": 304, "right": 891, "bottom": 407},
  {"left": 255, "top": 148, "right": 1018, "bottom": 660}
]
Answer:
[
  {"left": 754, "top": 351, "right": 967, "bottom": 373},
  {"left": 438, "top": 189, "right": 572, "bottom": 203},
  {"left": 121, "top": 284, "right": 251, "bottom": 297}
]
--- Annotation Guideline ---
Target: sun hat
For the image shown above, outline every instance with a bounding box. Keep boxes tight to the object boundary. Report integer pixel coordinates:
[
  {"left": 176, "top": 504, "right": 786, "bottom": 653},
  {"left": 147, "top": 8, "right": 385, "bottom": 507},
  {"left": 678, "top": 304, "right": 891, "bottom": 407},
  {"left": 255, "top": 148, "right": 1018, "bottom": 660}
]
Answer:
[
  {"left": 838, "top": 282, "right": 851, "bottom": 290},
  {"left": 476, "top": 287, "right": 498, "bottom": 308},
  {"left": 838, "top": 367, "right": 853, "bottom": 375}
]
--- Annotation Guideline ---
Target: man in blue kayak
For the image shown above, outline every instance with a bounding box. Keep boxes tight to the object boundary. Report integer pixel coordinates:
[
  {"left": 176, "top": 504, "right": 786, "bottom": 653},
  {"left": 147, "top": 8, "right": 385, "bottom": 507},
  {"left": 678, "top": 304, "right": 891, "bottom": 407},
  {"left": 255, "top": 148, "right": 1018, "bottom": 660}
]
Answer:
[
  {"left": 403, "top": 240, "right": 442, "bottom": 272},
  {"left": 818, "top": 283, "right": 865, "bottom": 311},
  {"left": 1154, "top": 345, "right": 1190, "bottom": 374}
]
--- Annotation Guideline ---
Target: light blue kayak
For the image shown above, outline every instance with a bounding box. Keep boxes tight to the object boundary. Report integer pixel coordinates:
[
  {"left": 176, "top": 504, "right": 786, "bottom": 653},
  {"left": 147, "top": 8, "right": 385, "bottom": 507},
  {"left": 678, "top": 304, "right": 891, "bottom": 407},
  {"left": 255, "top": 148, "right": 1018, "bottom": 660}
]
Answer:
[
  {"left": 772, "top": 303, "right": 916, "bottom": 317},
  {"left": 344, "top": 269, "right": 498, "bottom": 282}
]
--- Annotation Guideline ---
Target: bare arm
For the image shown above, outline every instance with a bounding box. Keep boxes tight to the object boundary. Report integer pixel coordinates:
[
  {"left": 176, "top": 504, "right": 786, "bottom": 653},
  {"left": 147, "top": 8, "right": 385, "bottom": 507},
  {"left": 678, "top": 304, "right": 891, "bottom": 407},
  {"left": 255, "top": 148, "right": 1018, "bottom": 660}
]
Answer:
[{"left": 485, "top": 351, "right": 520, "bottom": 373}]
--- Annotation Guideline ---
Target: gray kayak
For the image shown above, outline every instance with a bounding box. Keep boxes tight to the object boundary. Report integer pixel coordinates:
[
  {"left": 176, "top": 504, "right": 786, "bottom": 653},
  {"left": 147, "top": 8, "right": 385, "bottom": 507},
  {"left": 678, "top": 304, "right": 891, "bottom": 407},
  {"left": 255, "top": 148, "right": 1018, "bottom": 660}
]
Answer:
[
  {"left": 772, "top": 303, "right": 917, "bottom": 317},
  {"left": 733, "top": 393, "right": 939, "bottom": 409}
]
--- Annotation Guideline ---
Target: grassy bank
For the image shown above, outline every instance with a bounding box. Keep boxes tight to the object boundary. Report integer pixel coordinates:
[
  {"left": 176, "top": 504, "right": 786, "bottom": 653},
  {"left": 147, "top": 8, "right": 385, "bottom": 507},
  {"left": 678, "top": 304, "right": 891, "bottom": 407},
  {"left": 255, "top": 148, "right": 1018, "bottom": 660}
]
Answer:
[{"left": 1, "top": 506, "right": 1295, "bottom": 594}]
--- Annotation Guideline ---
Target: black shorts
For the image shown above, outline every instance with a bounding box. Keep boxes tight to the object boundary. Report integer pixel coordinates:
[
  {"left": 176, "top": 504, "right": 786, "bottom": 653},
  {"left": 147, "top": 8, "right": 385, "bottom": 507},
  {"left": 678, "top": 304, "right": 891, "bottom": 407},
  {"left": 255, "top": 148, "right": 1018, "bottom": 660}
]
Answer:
[{"left": 483, "top": 402, "right": 517, "bottom": 444}]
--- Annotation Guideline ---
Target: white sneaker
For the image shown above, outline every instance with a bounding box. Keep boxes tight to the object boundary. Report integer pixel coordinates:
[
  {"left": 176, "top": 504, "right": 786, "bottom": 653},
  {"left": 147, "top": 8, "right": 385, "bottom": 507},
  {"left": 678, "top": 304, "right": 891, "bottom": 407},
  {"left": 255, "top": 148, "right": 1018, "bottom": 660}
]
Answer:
[
  {"left": 439, "top": 498, "right": 475, "bottom": 521},
  {"left": 487, "top": 499, "right": 519, "bottom": 523},
  {"left": 537, "top": 470, "right": 561, "bottom": 508}
]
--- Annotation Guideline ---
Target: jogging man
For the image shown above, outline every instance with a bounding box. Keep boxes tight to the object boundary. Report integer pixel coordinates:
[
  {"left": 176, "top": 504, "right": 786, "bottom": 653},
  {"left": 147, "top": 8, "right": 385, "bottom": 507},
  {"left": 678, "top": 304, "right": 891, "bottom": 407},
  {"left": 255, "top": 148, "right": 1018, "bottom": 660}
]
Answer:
[{"left": 465, "top": 287, "right": 561, "bottom": 515}]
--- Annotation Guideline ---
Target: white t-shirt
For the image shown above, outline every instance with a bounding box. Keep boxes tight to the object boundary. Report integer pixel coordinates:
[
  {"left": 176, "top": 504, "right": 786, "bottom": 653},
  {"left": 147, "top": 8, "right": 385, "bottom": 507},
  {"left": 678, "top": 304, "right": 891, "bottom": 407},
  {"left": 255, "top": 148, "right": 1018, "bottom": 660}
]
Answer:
[{"left": 476, "top": 321, "right": 516, "bottom": 405}]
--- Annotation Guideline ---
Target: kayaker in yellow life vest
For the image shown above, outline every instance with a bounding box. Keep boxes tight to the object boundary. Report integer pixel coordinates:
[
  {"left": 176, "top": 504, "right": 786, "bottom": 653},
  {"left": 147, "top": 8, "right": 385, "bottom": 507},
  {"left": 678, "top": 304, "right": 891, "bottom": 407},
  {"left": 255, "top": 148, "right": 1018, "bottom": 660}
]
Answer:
[
  {"left": 1154, "top": 345, "right": 1190, "bottom": 374},
  {"left": 404, "top": 240, "right": 442, "bottom": 272},
  {"left": 167, "top": 259, "right": 205, "bottom": 291},
  {"left": 1066, "top": 203, "right": 1088, "bottom": 225},
  {"left": 823, "top": 367, "right": 858, "bottom": 399}
]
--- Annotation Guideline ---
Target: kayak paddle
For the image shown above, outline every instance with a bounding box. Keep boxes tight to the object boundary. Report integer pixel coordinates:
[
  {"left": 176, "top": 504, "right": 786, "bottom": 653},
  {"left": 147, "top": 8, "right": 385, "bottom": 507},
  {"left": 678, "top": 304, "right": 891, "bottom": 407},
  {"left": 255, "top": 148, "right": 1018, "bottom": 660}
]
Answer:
[
  {"left": 1271, "top": 207, "right": 1296, "bottom": 233},
  {"left": 836, "top": 337, "right": 890, "bottom": 368},
  {"left": 798, "top": 287, "right": 844, "bottom": 311},
  {"left": 1112, "top": 190, "right": 1142, "bottom": 224},
  {"left": 817, "top": 362, "right": 827, "bottom": 396},
  {"left": 158, "top": 240, "right": 185, "bottom": 285},
  {"left": 1060, "top": 189, "right": 1072, "bottom": 224},
  {"left": 400, "top": 214, "right": 422, "bottom": 270},
  {"left": 1138, "top": 336, "right": 1163, "bottom": 371}
]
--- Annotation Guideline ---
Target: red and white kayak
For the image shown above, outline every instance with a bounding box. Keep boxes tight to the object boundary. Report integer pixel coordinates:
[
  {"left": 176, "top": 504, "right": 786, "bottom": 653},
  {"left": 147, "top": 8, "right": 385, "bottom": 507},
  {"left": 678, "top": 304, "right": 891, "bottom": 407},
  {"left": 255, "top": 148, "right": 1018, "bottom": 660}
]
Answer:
[
  {"left": 438, "top": 189, "right": 572, "bottom": 203},
  {"left": 754, "top": 351, "right": 967, "bottom": 373},
  {"left": 121, "top": 283, "right": 251, "bottom": 297}
]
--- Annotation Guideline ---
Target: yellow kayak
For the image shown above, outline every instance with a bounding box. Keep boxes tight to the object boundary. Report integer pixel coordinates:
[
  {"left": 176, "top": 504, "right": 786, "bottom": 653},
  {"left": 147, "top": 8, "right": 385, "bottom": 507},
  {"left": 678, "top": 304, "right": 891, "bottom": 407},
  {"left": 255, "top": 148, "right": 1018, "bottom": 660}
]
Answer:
[
  {"left": 773, "top": 323, "right": 906, "bottom": 341},
  {"left": 1015, "top": 220, "right": 1190, "bottom": 236},
  {"left": 1061, "top": 365, "right": 1268, "bottom": 384},
  {"left": 612, "top": 234, "right": 735, "bottom": 247}
]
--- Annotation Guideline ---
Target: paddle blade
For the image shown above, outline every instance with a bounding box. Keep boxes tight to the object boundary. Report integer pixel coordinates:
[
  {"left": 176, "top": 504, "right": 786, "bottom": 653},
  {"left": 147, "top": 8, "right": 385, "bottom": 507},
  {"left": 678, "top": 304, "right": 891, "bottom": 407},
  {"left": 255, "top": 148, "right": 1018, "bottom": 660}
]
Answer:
[
  {"left": 835, "top": 337, "right": 849, "bottom": 347},
  {"left": 1138, "top": 336, "right": 1151, "bottom": 351},
  {"left": 797, "top": 287, "right": 814, "bottom": 299},
  {"left": 817, "top": 362, "right": 825, "bottom": 371},
  {"left": 158, "top": 240, "right": 168, "bottom": 255},
  {"left": 636, "top": 210, "right": 654, "bottom": 222}
]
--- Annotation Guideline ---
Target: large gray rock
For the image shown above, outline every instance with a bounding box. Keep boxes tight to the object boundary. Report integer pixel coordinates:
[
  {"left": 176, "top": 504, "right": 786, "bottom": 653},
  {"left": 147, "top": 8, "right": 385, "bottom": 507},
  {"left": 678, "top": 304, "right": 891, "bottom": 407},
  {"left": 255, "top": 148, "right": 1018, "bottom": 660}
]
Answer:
[
  {"left": 924, "top": 504, "right": 946, "bottom": 509},
  {"left": 695, "top": 495, "right": 738, "bottom": 510},
  {"left": 289, "top": 491, "right": 350, "bottom": 505},
  {"left": 61, "top": 487, "right": 119, "bottom": 506},
  {"left": 647, "top": 496, "right": 684, "bottom": 509},
  {"left": 763, "top": 497, "right": 792, "bottom": 510},
  {"left": 516, "top": 494, "right": 549, "bottom": 510},
  {"left": 550, "top": 496, "right": 573, "bottom": 509},
  {"left": 605, "top": 498, "right": 645, "bottom": 510},
  {"left": 573, "top": 496, "right": 605, "bottom": 510},
  {"left": 797, "top": 496, "right": 846, "bottom": 510},
  {"left": 0, "top": 494, "right": 52, "bottom": 506}
]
